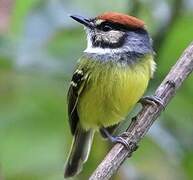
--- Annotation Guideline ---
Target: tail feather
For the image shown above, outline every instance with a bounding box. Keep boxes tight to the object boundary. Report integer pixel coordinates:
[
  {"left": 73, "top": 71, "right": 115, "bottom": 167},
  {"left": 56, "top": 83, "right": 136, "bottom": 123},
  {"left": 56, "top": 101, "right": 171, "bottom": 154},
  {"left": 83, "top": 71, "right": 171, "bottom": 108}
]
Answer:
[{"left": 64, "top": 128, "right": 94, "bottom": 178}]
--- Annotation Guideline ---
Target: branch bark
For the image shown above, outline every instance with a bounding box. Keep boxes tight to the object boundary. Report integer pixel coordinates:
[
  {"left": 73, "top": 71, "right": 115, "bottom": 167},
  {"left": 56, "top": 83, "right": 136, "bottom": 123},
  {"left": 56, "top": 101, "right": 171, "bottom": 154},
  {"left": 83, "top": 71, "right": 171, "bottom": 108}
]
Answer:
[{"left": 89, "top": 42, "right": 193, "bottom": 180}]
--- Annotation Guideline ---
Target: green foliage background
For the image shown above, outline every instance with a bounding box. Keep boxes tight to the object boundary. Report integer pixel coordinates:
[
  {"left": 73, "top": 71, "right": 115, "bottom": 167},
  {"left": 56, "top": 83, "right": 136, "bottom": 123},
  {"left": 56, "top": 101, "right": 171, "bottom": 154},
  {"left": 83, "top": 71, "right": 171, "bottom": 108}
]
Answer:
[{"left": 0, "top": 0, "right": 193, "bottom": 180}]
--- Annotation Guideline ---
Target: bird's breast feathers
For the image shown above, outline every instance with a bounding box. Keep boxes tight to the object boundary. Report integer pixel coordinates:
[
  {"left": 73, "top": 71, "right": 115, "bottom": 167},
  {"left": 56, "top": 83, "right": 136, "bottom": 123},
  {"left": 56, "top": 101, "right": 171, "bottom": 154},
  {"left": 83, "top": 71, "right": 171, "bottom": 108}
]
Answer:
[{"left": 76, "top": 55, "right": 155, "bottom": 130}]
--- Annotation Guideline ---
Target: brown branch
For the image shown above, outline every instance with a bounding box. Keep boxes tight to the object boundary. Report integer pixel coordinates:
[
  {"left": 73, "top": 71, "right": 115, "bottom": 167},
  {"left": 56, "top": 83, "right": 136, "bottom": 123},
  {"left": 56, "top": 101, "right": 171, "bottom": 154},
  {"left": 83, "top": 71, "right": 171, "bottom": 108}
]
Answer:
[{"left": 89, "top": 42, "right": 193, "bottom": 180}]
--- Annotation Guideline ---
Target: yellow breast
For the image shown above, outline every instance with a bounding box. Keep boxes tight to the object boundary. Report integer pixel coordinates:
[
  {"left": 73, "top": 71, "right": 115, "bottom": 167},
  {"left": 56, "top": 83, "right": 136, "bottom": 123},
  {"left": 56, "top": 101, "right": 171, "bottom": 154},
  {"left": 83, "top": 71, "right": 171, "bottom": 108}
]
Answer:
[{"left": 77, "top": 55, "right": 155, "bottom": 130}]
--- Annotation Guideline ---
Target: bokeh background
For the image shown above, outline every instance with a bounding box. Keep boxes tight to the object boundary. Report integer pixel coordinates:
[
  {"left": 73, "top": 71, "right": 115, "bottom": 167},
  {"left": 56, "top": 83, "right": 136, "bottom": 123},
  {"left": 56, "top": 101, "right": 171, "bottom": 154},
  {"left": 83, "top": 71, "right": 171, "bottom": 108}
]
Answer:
[{"left": 0, "top": 0, "right": 193, "bottom": 180}]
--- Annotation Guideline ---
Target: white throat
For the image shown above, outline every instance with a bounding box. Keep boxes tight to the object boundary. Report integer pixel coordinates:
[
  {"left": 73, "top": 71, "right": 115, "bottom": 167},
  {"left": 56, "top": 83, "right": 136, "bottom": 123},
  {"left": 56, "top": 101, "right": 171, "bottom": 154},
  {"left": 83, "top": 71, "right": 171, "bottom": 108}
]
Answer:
[{"left": 84, "top": 46, "right": 119, "bottom": 54}]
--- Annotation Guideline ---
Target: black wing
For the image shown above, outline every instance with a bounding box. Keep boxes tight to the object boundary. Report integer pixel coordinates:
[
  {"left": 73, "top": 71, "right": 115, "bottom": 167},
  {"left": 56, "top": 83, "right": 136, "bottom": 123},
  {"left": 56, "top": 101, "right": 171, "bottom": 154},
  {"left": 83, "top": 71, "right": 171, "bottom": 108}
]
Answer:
[{"left": 67, "top": 69, "right": 88, "bottom": 135}]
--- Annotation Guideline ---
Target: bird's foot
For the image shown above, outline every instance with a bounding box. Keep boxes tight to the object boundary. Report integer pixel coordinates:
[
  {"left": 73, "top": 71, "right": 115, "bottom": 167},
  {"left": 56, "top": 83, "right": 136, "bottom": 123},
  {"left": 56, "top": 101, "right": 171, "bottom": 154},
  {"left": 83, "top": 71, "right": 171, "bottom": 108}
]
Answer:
[
  {"left": 100, "top": 128, "right": 138, "bottom": 151},
  {"left": 118, "top": 132, "right": 138, "bottom": 152},
  {"left": 139, "top": 95, "right": 165, "bottom": 110}
]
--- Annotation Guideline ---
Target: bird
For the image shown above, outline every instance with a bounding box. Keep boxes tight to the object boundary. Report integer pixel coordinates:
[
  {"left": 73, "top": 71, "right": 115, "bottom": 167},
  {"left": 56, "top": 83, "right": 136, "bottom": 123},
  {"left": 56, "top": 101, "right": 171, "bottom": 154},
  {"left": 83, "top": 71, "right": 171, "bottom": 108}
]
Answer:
[{"left": 64, "top": 12, "right": 158, "bottom": 178}]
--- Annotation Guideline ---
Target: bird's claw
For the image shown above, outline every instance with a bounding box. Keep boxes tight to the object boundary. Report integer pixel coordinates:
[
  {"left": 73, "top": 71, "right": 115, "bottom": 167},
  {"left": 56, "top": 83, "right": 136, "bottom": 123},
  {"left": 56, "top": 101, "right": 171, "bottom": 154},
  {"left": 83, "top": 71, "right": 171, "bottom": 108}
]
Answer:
[
  {"left": 139, "top": 95, "right": 165, "bottom": 110},
  {"left": 113, "top": 132, "right": 138, "bottom": 152},
  {"left": 100, "top": 128, "right": 138, "bottom": 152}
]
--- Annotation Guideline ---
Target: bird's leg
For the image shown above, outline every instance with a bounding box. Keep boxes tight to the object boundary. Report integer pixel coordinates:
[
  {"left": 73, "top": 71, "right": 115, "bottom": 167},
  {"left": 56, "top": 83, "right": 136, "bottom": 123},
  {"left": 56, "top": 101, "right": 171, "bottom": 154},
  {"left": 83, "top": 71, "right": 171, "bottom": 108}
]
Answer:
[
  {"left": 139, "top": 95, "right": 165, "bottom": 109},
  {"left": 100, "top": 128, "right": 138, "bottom": 152},
  {"left": 131, "top": 116, "right": 137, "bottom": 123},
  {"left": 100, "top": 124, "right": 118, "bottom": 139}
]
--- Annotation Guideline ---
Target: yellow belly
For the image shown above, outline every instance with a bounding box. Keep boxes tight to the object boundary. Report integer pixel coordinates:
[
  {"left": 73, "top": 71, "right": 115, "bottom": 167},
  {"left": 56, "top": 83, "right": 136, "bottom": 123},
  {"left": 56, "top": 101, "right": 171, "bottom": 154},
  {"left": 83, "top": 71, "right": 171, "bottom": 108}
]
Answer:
[{"left": 77, "top": 56, "right": 154, "bottom": 130}]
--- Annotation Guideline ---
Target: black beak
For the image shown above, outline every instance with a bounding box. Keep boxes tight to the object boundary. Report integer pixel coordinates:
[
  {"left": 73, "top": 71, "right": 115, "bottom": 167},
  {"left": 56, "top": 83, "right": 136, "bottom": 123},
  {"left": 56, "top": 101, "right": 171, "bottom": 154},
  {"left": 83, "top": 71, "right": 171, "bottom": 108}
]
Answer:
[{"left": 70, "top": 15, "right": 94, "bottom": 28}]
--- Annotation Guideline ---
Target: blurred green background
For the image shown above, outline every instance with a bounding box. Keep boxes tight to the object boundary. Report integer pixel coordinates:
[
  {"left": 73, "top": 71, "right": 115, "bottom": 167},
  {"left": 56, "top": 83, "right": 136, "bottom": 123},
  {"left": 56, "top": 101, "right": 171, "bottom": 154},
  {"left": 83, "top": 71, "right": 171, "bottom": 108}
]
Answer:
[{"left": 0, "top": 0, "right": 193, "bottom": 180}]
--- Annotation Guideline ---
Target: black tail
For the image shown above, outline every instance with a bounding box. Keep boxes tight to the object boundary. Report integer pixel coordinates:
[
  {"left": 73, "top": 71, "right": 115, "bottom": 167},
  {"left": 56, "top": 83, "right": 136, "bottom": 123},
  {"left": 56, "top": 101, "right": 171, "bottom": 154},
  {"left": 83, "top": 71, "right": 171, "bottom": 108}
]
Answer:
[{"left": 64, "top": 128, "right": 94, "bottom": 178}]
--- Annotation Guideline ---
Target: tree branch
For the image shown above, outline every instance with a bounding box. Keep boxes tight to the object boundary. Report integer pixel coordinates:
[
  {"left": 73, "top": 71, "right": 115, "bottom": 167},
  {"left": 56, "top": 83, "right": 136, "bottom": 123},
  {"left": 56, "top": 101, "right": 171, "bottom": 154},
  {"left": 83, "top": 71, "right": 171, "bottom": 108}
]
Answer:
[{"left": 89, "top": 42, "right": 193, "bottom": 180}]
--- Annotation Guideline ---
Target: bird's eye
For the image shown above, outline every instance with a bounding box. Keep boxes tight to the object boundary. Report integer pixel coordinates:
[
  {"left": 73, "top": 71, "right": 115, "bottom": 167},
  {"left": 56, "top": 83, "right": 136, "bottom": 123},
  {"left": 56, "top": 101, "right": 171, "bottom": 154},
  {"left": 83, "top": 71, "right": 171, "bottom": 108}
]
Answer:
[{"left": 102, "top": 25, "right": 112, "bottom": 32}]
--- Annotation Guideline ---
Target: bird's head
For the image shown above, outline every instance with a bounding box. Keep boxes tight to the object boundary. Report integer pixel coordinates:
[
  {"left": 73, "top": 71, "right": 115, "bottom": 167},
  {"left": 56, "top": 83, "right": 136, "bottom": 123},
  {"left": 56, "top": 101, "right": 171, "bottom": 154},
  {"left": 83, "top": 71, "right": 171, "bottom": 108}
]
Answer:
[{"left": 70, "top": 12, "right": 153, "bottom": 57}]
